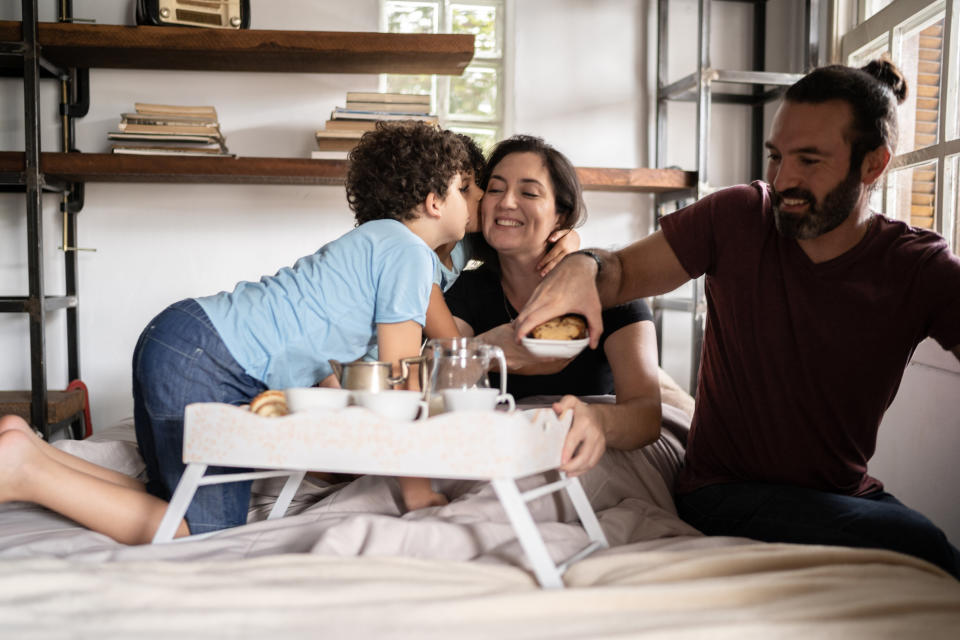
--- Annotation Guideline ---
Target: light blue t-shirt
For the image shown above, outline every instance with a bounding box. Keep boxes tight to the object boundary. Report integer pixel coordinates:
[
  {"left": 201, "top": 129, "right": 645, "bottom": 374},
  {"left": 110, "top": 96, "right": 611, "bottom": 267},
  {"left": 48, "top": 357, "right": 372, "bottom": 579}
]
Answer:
[
  {"left": 196, "top": 219, "right": 437, "bottom": 390},
  {"left": 364, "top": 234, "right": 478, "bottom": 362},
  {"left": 433, "top": 234, "right": 477, "bottom": 293}
]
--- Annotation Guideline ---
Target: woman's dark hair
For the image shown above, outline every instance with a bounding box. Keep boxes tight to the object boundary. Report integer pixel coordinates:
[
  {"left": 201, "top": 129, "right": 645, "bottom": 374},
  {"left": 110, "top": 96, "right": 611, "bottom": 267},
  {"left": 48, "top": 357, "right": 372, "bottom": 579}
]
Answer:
[
  {"left": 346, "top": 121, "right": 470, "bottom": 225},
  {"left": 481, "top": 134, "right": 587, "bottom": 231},
  {"left": 784, "top": 58, "right": 908, "bottom": 174}
]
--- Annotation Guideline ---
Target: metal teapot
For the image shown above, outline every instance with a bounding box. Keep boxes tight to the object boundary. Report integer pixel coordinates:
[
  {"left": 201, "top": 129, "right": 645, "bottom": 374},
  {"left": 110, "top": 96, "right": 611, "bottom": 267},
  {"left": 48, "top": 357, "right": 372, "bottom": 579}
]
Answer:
[{"left": 328, "top": 356, "right": 427, "bottom": 392}]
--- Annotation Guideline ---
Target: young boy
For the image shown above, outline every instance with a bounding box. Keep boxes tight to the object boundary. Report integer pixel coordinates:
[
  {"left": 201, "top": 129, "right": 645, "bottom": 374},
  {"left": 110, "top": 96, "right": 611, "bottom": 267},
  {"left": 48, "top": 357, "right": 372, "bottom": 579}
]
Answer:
[{"left": 0, "top": 121, "right": 472, "bottom": 543}]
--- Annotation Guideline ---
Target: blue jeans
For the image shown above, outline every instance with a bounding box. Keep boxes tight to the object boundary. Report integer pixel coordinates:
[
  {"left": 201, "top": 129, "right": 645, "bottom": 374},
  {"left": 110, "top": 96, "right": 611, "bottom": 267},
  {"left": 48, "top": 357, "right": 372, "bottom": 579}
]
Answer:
[
  {"left": 133, "top": 299, "right": 266, "bottom": 534},
  {"left": 676, "top": 482, "right": 960, "bottom": 580}
]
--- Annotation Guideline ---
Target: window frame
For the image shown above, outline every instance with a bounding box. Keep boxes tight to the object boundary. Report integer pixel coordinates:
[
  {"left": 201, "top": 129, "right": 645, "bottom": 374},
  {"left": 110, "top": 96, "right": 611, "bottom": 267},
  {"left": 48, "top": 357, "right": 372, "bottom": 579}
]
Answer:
[
  {"left": 379, "top": 0, "right": 507, "bottom": 143},
  {"left": 841, "top": 0, "right": 960, "bottom": 249}
]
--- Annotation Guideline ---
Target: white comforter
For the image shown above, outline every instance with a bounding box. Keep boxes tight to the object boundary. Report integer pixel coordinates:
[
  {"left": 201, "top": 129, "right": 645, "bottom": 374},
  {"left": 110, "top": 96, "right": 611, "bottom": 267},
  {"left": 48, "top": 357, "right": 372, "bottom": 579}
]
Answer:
[{"left": 0, "top": 402, "right": 957, "bottom": 638}]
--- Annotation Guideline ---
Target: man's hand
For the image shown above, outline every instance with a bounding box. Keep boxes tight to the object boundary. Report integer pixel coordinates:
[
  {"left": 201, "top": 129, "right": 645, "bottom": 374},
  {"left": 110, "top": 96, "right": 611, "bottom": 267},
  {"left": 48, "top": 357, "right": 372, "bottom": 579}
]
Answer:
[
  {"left": 554, "top": 396, "right": 606, "bottom": 477},
  {"left": 515, "top": 252, "right": 604, "bottom": 349},
  {"left": 478, "top": 323, "right": 570, "bottom": 371}
]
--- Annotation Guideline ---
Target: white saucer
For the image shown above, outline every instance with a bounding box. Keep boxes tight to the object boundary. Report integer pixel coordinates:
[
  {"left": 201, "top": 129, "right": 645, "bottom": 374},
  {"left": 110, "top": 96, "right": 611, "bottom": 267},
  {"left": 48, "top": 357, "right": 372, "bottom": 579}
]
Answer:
[{"left": 521, "top": 336, "right": 590, "bottom": 359}]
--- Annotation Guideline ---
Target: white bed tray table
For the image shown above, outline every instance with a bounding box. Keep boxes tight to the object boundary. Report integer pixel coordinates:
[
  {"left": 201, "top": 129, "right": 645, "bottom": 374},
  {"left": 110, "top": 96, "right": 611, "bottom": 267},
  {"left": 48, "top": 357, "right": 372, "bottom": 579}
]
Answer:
[{"left": 152, "top": 403, "right": 609, "bottom": 589}]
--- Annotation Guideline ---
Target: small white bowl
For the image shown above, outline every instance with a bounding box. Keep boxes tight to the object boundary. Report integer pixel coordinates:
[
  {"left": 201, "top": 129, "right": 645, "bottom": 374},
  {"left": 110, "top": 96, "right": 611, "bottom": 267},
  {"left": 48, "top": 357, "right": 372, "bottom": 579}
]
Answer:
[
  {"left": 520, "top": 336, "right": 590, "bottom": 359},
  {"left": 352, "top": 390, "right": 428, "bottom": 422},
  {"left": 284, "top": 387, "right": 351, "bottom": 413}
]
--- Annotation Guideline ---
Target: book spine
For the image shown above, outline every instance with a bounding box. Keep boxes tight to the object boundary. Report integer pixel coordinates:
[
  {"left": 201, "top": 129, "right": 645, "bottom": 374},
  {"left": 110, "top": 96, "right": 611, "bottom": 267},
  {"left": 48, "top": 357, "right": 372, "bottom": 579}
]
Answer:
[{"left": 344, "top": 92, "right": 430, "bottom": 105}]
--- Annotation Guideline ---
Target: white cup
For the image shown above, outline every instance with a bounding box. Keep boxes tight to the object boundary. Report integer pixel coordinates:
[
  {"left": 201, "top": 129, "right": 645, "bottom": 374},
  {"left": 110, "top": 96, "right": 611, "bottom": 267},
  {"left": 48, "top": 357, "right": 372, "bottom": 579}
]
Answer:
[
  {"left": 284, "top": 387, "right": 351, "bottom": 413},
  {"left": 352, "top": 390, "right": 429, "bottom": 421},
  {"left": 441, "top": 388, "right": 515, "bottom": 413}
]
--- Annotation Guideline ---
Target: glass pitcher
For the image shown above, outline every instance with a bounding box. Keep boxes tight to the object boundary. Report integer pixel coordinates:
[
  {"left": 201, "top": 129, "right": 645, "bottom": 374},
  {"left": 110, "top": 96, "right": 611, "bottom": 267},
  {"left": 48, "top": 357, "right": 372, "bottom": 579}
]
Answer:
[{"left": 425, "top": 337, "right": 513, "bottom": 414}]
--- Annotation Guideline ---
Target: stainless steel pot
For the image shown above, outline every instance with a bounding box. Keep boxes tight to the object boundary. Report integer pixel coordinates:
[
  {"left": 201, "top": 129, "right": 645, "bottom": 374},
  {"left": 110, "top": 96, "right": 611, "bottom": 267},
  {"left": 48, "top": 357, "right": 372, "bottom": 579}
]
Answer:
[{"left": 328, "top": 356, "right": 427, "bottom": 392}]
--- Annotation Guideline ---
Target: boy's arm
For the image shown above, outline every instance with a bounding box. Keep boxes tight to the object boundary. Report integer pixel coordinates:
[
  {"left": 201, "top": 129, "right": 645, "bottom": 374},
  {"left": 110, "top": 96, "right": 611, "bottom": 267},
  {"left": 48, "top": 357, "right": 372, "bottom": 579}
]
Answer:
[
  {"left": 537, "top": 228, "right": 581, "bottom": 276},
  {"left": 377, "top": 320, "right": 424, "bottom": 390},
  {"left": 423, "top": 285, "right": 462, "bottom": 340}
]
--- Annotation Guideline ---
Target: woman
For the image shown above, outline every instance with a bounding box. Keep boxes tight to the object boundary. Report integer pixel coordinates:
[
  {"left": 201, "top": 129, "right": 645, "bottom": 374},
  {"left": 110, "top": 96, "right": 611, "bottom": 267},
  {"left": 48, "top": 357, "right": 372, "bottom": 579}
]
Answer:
[{"left": 445, "top": 135, "right": 662, "bottom": 478}]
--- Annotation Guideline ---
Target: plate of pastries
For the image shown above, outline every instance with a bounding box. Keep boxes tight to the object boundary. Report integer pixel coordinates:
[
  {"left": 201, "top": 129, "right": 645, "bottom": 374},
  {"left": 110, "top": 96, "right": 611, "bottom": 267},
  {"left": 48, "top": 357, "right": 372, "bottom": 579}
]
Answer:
[{"left": 521, "top": 314, "right": 590, "bottom": 359}]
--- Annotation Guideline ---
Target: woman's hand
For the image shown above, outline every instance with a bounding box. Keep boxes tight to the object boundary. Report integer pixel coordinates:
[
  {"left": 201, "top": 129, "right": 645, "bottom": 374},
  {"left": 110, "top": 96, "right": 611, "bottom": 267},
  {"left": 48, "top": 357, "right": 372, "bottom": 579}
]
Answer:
[
  {"left": 554, "top": 395, "right": 606, "bottom": 477},
  {"left": 537, "top": 229, "right": 581, "bottom": 277}
]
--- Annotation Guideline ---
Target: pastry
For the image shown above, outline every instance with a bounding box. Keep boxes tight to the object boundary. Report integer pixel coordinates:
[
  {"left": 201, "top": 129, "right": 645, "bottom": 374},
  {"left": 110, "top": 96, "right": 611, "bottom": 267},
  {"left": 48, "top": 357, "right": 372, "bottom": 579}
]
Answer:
[
  {"left": 249, "top": 389, "right": 289, "bottom": 417},
  {"left": 528, "top": 314, "right": 588, "bottom": 340}
]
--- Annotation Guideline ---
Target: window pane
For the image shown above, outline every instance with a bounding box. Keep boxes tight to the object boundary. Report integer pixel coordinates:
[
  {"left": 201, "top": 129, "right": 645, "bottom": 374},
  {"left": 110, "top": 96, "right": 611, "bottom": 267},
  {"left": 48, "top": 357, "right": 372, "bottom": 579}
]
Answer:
[
  {"left": 865, "top": 0, "right": 895, "bottom": 20},
  {"left": 384, "top": 74, "right": 436, "bottom": 100},
  {"left": 885, "top": 160, "right": 938, "bottom": 229},
  {"left": 449, "top": 65, "right": 499, "bottom": 119},
  {"left": 448, "top": 125, "right": 498, "bottom": 154},
  {"left": 451, "top": 3, "right": 500, "bottom": 58},
  {"left": 895, "top": 11, "right": 945, "bottom": 153},
  {"left": 385, "top": 1, "right": 439, "bottom": 34}
]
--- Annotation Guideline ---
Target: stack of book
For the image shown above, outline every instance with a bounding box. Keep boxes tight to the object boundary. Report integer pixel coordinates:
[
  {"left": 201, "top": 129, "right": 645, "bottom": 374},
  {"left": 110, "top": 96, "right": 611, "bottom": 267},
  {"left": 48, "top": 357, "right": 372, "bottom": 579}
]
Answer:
[
  {"left": 312, "top": 92, "right": 437, "bottom": 159},
  {"left": 108, "top": 103, "right": 234, "bottom": 157}
]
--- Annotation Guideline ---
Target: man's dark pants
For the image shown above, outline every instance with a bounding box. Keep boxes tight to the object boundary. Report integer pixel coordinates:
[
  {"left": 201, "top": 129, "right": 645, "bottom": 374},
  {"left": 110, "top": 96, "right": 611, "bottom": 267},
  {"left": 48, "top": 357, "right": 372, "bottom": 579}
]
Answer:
[{"left": 677, "top": 482, "right": 960, "bottom": 580}]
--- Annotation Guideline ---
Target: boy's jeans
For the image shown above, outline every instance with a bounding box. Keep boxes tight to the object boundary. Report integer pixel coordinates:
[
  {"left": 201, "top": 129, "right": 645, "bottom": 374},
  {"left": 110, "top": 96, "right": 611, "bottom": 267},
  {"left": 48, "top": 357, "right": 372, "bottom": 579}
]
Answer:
[
  {"left": 133, "top": 298, "right": 266, "bottom": 534},
  {"left": 677, "top": 481, "right": 960, "bottom": 579}
]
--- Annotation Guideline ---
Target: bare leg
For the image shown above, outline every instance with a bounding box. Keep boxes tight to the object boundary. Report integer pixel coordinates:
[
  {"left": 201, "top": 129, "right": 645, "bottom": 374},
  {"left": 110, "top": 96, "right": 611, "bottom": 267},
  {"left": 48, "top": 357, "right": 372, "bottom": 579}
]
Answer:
[
  {"left": 0, "top": 415, "right": 144, "bottom": 491},
  {"left": 397, "top": 476, "right": 447, "bottom": 511},
  {"left": 0, "top": 429, "right": 188, "bottom": 544}
]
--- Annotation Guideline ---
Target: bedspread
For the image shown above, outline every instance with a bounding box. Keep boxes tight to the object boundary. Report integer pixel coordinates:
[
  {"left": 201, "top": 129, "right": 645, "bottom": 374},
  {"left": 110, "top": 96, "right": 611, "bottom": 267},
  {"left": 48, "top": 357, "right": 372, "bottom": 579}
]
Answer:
[{"left": 0, "top": 400, "right": 957, "bottom": 638}]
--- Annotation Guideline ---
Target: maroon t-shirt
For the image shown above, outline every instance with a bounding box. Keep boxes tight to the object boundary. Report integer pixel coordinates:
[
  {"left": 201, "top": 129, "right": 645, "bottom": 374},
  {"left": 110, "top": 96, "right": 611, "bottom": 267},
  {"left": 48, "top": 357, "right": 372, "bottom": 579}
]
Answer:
[{"left": 662, "top": 181, "right": 960, "bottom": 496}]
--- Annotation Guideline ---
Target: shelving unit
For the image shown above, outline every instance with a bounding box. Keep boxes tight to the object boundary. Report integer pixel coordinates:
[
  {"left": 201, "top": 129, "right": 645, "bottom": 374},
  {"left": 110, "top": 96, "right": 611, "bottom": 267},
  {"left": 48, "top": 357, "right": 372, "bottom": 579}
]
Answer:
[
  {"left": 1, "top": 1, "right": 696, "bottom": 437},
  {"left": 652, "top": 0, "right": 819, "bottom": 394}
]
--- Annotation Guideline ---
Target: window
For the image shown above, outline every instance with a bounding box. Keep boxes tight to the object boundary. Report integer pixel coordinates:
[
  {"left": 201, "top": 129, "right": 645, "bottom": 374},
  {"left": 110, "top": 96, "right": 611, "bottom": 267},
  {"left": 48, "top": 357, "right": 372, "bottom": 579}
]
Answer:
[
  {"left": 381, "top": 0, "right": 505, "bottom": 150},
  {"left": 842, "top": 0, "right": 960, "bottom": 252}
]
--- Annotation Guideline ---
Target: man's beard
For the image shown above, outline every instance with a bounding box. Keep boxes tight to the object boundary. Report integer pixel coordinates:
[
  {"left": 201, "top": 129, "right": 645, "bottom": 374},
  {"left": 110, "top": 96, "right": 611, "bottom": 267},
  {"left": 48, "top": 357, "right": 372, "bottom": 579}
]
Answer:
[{"left": 772, "top": 168, "right": 863, "bottom": 240}]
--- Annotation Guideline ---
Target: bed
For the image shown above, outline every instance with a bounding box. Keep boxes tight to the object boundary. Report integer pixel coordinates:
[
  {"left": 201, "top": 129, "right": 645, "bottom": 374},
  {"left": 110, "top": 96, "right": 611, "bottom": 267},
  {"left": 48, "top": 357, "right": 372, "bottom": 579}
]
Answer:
[{"left": 1, "top": 384, "right": 958, "bottom": 638}]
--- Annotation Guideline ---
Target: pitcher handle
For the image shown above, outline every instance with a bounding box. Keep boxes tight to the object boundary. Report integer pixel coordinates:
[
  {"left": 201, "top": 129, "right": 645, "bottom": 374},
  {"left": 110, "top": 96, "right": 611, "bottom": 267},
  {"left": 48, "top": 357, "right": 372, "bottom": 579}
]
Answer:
[{"left": 488, "top": 346, "right": 509, "bottom": 396}]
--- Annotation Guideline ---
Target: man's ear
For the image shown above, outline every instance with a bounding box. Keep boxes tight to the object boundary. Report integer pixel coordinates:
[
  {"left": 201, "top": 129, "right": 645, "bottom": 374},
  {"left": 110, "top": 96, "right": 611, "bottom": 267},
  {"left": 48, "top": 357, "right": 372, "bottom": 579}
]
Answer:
[
  {"left": 422, "top": 191, "right": 443, "bottom": 220},
  {"left": 860, "top": 145, "right": 891, "bottom": 186}
]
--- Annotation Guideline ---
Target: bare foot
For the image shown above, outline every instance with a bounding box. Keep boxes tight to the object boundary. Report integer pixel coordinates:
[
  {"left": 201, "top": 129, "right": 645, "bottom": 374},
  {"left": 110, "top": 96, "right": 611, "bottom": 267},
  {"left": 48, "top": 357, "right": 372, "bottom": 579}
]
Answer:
[
  {"left": 0, "top": 429, "right": 42, "bottom": 503},
  {"left": 0, "top": 414, "right": 38, "bottom": 438},
  {"left": 402, "top": 489, "right": 449, "bottom": 511}
]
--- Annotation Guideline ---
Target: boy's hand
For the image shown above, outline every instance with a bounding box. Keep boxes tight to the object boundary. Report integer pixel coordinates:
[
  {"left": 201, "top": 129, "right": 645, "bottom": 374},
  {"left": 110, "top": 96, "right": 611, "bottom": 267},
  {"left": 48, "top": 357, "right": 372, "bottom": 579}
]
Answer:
[{"left": 538, "top": 229, "right": 581, "bottom": 277}]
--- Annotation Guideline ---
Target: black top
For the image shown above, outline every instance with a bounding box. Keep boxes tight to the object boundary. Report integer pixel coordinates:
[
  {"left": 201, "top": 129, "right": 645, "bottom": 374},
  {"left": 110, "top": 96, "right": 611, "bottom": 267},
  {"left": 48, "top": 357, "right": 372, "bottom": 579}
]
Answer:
[{"left": 444, "top": 265, "right": 653, "bottom": 399}]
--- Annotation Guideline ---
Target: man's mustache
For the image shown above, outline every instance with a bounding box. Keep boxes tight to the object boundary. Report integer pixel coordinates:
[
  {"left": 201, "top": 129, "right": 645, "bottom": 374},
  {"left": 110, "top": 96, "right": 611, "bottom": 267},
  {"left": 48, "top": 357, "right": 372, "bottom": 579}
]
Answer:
[{"left": 771, "top": 187, "right": 816, "bottom": 206}]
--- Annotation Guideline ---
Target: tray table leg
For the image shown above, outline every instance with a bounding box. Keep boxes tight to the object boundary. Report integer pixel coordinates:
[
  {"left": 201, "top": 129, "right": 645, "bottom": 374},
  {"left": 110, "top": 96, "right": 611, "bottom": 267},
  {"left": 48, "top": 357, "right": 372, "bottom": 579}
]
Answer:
[
  {"left": 152, "top": 462, "right": 207, "bottom": 543},
  {"left": 267, "top": 470, "right": 306, "bottom": 520},
  {"left": 562, "top": 474, "right": 609, "bottom": 549},
  {"left": 491, "top": 477, "right": 564, "bottom": 589}
]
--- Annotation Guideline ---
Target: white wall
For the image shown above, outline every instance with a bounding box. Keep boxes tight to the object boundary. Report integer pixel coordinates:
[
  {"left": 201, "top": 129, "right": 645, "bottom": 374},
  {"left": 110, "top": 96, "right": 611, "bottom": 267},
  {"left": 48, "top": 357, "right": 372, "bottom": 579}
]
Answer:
[
  {"left": 0, "top": 0, "right": 654, "bottom": 427},
  {"left": 2, "top": 0, "right": 957, "bottom": 546}
]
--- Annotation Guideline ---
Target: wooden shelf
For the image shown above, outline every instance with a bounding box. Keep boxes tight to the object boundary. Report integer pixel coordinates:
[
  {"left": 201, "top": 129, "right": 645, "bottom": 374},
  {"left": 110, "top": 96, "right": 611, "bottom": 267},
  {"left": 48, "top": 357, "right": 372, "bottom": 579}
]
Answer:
[
  {"left": 575, "top": 167, "right": 696, "bottom": 193},
  {"left": 0, "top": 21, "right": 475, "bottom": 75},
  {"left": 0, "top": 152, "right": 696, "bottom": 192}
]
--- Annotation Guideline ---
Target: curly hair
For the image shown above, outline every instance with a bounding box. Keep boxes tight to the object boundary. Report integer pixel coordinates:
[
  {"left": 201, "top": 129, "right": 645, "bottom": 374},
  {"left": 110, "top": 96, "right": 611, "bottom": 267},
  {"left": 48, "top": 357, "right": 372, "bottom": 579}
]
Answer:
[
  {"left": 456, "top": 132, "right": 487, "bottom": 180},
  {"left": 346, "top": 121, "right": 470, "bottom": 226}
]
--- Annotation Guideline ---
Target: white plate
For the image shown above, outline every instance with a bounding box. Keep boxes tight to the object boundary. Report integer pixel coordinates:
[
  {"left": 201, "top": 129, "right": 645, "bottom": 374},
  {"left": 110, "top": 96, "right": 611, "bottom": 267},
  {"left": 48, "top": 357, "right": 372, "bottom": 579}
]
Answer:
[{"left": 521, "top": 336, "right": 590, "bottom": 359}]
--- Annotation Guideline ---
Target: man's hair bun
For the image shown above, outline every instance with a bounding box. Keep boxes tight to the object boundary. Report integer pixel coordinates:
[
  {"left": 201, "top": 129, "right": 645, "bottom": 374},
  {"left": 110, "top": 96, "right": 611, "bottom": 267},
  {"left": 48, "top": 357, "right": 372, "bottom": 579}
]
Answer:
[{"left": 861, "top": 58, "right": 908, "bottom": 105}]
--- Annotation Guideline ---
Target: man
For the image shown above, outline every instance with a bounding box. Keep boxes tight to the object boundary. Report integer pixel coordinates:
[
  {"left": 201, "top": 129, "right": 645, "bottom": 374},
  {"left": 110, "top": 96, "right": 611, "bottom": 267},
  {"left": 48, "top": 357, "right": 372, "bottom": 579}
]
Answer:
[{"left": 515, "top": 60, "right": 960, "bottom": 579}]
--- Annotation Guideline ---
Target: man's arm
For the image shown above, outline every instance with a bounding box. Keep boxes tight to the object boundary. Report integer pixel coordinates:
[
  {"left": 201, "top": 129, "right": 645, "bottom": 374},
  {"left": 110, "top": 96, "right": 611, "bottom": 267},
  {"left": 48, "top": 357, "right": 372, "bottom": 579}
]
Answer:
[{"left": 515, "top": 230, "right": 690, "bottom": 347}]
